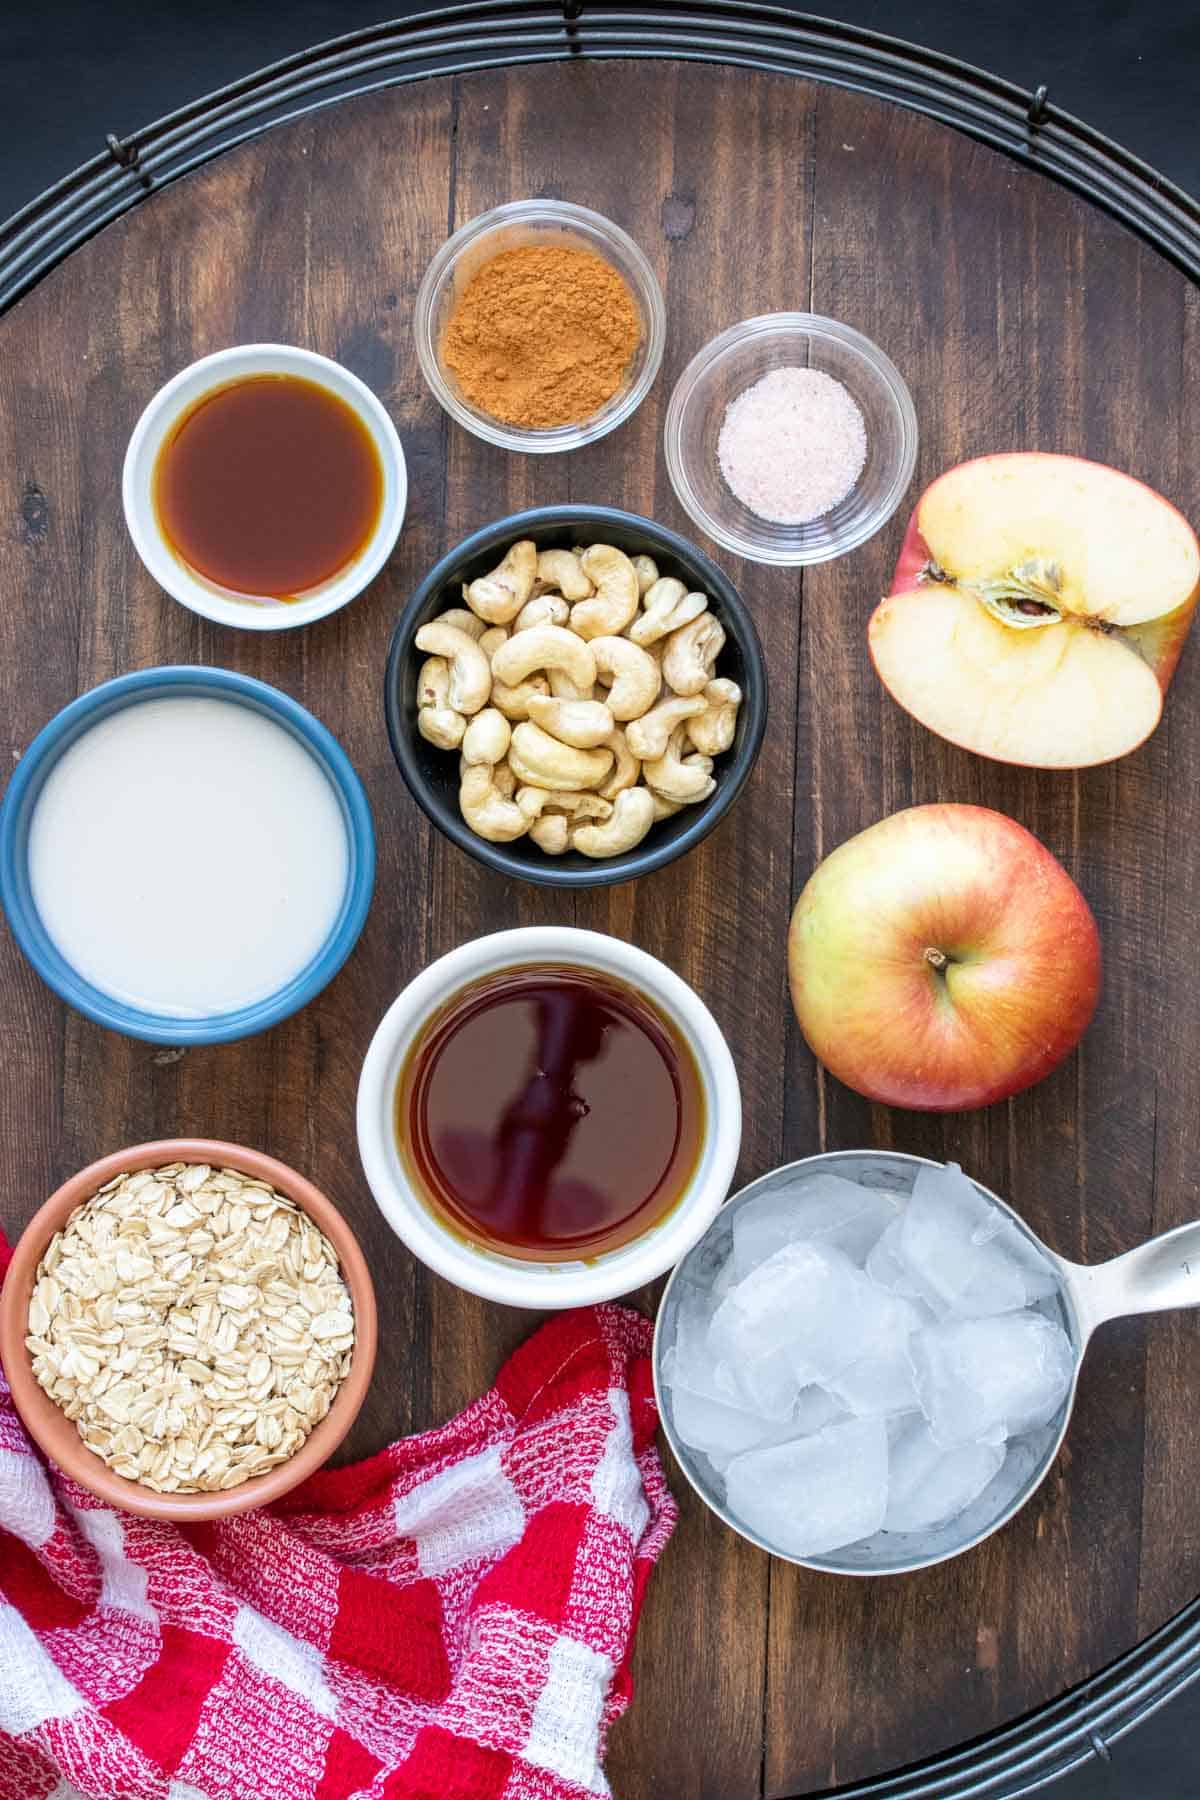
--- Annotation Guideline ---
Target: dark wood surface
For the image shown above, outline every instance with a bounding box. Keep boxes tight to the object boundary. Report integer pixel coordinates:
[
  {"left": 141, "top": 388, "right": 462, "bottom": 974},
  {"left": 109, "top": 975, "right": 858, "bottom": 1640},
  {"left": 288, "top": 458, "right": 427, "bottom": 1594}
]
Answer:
[{"left": 1, "top": 59, "right": 1198, "bottom": 1799}]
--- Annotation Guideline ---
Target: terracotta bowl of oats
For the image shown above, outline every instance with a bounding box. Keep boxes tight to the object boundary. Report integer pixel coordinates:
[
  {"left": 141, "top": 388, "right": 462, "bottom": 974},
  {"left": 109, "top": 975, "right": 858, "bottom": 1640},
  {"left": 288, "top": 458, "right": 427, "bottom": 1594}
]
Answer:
[{"left": 0, "top": 1138, "right": 377, "bottom": 1520}]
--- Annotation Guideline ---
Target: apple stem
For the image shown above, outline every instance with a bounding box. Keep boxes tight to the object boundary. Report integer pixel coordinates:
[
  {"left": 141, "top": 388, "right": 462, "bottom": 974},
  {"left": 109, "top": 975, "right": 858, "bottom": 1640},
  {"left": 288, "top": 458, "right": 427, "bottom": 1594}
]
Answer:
[{"left": 923, "top": 947, "right": 949, "bottom": 971}]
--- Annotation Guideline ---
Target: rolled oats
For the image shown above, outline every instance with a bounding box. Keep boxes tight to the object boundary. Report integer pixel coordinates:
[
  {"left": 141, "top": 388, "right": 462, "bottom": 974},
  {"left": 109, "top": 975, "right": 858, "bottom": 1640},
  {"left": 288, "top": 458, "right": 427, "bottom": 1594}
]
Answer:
[{"left": 26, "top": 1163, "right": 355, "bottom": 1493}]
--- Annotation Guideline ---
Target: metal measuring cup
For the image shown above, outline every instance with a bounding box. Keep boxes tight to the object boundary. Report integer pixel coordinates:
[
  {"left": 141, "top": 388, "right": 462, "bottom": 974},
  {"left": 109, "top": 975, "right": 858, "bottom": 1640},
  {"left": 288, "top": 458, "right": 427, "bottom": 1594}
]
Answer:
[{"left": 652, "top": 1148, "right": 1200, "bottom": 1576}]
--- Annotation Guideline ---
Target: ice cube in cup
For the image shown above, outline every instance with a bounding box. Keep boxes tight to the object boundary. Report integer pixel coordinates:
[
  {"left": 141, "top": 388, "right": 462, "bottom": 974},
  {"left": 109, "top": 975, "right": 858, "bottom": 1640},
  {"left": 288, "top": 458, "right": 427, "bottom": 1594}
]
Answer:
[
  {"left": 707, "top": 1245, "right": 830, "bottom": 1417},
  {"left": 662, "top": 1282, "right": 796, "bottom": 1468},
  {"left": 909, "top": 1313, "right": 1076, "bottom": 1447},
  {"left": 712, "top": 1240, "right": 914, "bottom": 1393},
  {"left": 883, "top": 1417, "right": 1005, "bottom": 1532},
  {"left": 662, "top": 1281, "right": 745, "bottom": 1409},
  {"left": 990, "top": 1218, "right": 1061, "bottom": 1303},
  {"left": 791, "top": 1385, "right": 848, "bottom": 1435},
  {"left": 668, "top": 1382, "right": 848, "bottom": 1474},
  {"left": 827, "top": 1328, "right": 923, "bottom": 1418},
  {"left": 669, "top": 1387, "right": 798, "bottom": 1470},
  {"left": 896, "top": 1163, "right": 1058, "bottom": 1317},
  {"left": 725, "top": 1415, "right": 889, "bottom": 1557},
  {"left": 781, "top": 1247, "right": 924, "bottom": 1388},
  {"left": 730, "top": 1174, "right": 898, "bottom": 1276},
  {"left": 866, "top": 1217, "right": 931, "bottom": 1302}
]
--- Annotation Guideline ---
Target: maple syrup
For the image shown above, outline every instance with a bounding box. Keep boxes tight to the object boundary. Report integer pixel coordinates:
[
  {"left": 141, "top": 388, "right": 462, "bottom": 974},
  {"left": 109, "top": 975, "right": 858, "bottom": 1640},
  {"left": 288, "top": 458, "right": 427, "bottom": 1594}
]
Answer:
[
  {"left": 153, "top": 374, "right": 383, "bottom": 598},
  {"left": 396, "top": 965, "right": 704, "bottom": 1261}
]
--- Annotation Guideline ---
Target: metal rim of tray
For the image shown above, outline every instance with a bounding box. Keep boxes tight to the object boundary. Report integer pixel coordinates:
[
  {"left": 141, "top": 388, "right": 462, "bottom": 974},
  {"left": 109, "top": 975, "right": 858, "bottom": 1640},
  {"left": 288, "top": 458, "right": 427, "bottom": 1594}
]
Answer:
[
  {"left": 2, "top": 4, "right": 1198, "bottom": 1794},
  {"left": 3, "top": 0, "right": 1200, "bottom": 313}
]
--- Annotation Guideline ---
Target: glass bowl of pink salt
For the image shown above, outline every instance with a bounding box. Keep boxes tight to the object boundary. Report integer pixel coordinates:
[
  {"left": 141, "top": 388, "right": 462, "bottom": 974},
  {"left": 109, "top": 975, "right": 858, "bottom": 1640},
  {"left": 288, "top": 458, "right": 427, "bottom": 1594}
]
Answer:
[{"left": 664, "top": 313, "right": 918, "bottom": 567}]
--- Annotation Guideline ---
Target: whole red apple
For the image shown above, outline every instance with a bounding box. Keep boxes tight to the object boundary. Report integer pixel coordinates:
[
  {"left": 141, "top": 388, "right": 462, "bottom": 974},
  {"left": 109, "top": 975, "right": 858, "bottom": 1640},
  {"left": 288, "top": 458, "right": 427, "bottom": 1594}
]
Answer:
[
  {"left": 787, "top": 804, "right": 1101, "bottom": 1111},
  {"left": 869, "top": 453, "right": 1200, "bottom": 769}
]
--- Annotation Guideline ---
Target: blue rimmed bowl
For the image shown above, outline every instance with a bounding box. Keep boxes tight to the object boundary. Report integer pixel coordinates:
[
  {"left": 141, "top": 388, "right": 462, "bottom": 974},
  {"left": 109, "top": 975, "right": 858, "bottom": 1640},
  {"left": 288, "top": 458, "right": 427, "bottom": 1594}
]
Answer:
[{"left": 0, "top": 667, "right": 375, "bottom": 1044}]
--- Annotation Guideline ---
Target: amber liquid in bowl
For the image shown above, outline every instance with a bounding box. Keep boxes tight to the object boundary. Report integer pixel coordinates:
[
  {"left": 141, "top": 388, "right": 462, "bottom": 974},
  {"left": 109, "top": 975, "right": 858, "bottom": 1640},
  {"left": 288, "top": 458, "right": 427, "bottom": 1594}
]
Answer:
[
  {"left": 153, "top": 374, "right": 384, "bottom": 599},
  {"left": 395, "top": 965, "right": 704, "bottom": 1261}
]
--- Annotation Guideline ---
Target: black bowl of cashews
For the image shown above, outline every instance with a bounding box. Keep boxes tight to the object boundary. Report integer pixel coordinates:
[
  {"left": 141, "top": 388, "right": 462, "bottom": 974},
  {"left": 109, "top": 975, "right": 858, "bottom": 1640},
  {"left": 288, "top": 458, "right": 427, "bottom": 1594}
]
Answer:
[{"left": 384, "top": 505, "right": 768, "bottom": 887}]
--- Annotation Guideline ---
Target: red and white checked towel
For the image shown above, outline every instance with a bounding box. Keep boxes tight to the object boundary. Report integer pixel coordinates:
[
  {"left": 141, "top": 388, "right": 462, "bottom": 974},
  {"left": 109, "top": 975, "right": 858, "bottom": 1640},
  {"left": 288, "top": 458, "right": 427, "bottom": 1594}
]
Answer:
[{"left": 0, "top": 1234, "right": 676, "bottom": 1800}]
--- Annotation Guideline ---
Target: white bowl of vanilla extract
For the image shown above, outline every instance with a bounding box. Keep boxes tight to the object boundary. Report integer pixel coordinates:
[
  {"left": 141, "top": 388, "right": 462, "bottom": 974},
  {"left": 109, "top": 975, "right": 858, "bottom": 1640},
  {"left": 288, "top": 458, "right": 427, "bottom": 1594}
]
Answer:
[
  {"left": 122, "top": 344, "right": 406, "bottom": 631},
  {"left": 356, "top": 928, "right": 742, "bottom": 1308}
]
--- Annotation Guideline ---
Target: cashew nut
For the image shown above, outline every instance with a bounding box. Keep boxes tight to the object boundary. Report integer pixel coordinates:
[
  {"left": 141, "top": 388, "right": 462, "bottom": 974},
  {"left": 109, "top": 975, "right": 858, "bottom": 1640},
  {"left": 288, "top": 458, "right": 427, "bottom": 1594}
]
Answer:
[
  {"left": 515, "top": 788, "right": 612, "bottom": 821},
  {"left": 650, "top": 791, "right": 683, "bottom": 821},
  {"left": 459, "top": 765, "right": 530, "bottom": 842},
  {"left": 642, "top": 725, "right": 716, "bottom": 804},
  {"left": 414, "top": 621, "right": 492, "bottom": 715},
  {"left": 589, "top": 636, "right": 660, "bottom": 722},
  {"left": 625, "top": 694, "right": 707, "bottom": 762},
  {"left": 530, "top": 815, "right": 569, "bottom": 855},
  {"left": 435, "top": 606, "right": 487, "bottom": 641},
  {"left": 491, "top": 674, "right": 550, "bottom": 721},
  {"left": 662, "top": 612, "right": 727, "bottom": 697},
  {"left": 632, "top": 553, "right": 659, "bottom": 597},
  {"left": 687, "top": 678, "right": 742, "bottom": 756},
  {"left": 508, "top": 722, "right": 613, "bottom": 792},
  {"left": 478, "top": 625, "right": 509, "bottom": 661},
  {"left": 461, "top": 707, "right": 512, "bottom": 767},
  {"left": 547, "top": 669, "right": 597, "bottom": 702},
  {"left": 416, "top": 656, "right": 466, "bottom": 748},
  {"left": 464, "top": 540, "right": 537, "bottom": 624},
  {"left": 491, "top": 625, "right": 596, "bottom": 694},
  {"left": 515, "top": 593, "right": 570, "bottom": 632},
  {"left": 516, "top": 785, "right": 547, "bottom": 822},
  {"left": 572, "top": 788, "right": 656, "bottom": 858},
  {"left": 525, "top": 694, "right": 615, "bottom": 749},
  {"left": 627, "top": 576, "right": 683, "bottom": 639},
  {"left": 571, "top": 545, "right": 640, "bottom": 640},
  {"left": 535, "top": 549, "right": 594, "bottom": 602},
  {"left": 462, "top": 755, "right": 518, "bottom": 797},
  {"left": 418, "top": 655, "right": 450, "bottom": 710},
  {"left": 418, "top": 705, "right": 466, "bottom": 750},
  {"left": 628, "top": 580, "right": 709, "bottom": 647},
  {"left": 598, "top": 726, "right": 640, "bottom": 800}
]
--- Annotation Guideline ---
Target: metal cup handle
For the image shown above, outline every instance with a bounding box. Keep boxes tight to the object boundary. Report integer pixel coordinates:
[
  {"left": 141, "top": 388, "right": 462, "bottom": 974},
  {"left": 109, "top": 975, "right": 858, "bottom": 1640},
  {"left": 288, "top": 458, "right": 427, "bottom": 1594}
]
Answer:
[{"left": 1058, "top": 1220, "right": 1200, "bottom": 1344}]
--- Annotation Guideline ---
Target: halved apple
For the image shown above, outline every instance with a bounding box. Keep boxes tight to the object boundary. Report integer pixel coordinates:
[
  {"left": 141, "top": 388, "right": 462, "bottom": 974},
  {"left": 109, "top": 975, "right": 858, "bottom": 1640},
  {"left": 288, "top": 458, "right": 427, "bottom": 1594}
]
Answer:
[{"left": 869, "top": 453, "right": 1200, "bottom": 768}]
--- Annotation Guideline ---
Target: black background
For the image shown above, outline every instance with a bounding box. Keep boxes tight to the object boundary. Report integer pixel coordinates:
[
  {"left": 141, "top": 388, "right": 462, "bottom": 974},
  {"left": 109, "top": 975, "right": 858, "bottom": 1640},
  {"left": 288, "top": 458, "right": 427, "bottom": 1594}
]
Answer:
[
  {"left": 2, "top": 3, "right": 1199, "bottom": 1797},
  {"left": 4, "top": 0, "right": 1200, "bottom": 221}
]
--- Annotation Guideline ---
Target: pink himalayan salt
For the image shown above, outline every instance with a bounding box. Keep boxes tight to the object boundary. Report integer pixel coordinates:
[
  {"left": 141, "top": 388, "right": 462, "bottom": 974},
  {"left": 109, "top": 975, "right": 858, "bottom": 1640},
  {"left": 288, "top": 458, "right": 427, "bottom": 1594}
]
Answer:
[{"left": 717, "top": 366, "right": 867, "bottom": 525}]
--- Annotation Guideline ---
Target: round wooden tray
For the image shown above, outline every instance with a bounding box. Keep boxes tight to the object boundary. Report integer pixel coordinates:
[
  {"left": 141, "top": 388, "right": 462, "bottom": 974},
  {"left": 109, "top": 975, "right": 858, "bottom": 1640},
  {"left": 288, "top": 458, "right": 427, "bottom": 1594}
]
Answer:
[{"left": 2, "top": 49, "right": 1198, "bottom": 1800}]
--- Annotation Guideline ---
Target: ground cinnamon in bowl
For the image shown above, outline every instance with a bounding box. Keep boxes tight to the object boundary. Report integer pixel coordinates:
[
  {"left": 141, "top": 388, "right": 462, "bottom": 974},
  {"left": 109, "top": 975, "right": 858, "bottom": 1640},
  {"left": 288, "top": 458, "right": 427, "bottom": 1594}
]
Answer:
[{"left": 441, "top": 244, "right": 641, "bottom": 430}]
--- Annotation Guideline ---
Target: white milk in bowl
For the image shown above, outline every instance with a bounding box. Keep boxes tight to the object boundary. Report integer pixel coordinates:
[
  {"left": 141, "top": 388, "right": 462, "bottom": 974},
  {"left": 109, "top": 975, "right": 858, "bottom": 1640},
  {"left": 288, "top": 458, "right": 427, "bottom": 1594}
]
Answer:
[{"left": 28, "top": 696, "right": 349, "bottom": 1017}]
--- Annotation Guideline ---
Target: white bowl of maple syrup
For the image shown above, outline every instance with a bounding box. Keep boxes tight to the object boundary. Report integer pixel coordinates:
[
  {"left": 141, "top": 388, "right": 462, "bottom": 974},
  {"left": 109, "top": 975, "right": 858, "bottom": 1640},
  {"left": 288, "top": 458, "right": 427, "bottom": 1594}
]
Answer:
[
  {"left": 356, "top": 927, "right": 742, "bottom": 1309},
  {"left": 122, "top": 344, "right": 406, "bottom": 632}
]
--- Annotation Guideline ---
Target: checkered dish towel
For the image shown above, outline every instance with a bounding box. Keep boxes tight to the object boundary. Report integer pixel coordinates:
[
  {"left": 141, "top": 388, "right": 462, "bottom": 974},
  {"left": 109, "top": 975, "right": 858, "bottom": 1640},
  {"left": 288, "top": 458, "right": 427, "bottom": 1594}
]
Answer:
[{"left": 0, "top": 1232, "right": 676, "bottom": 1800}]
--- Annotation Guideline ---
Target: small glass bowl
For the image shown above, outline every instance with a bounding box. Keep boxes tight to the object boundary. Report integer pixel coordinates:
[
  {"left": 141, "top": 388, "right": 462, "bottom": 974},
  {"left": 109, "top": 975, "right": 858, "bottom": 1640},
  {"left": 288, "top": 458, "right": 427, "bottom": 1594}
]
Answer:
[
  {"left": 414, "top": 199, "right": 665, "bottom": 455},
  {"left": 664, "top": 313, "right": 918, "bottom": 566}
]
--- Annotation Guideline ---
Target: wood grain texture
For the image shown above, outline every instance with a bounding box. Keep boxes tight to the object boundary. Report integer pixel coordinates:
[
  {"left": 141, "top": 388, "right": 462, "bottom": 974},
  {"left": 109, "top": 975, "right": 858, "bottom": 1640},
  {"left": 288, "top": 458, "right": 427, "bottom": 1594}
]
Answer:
[{"left": 0, "top": 60, "right": 1197, "bottom": 1799}]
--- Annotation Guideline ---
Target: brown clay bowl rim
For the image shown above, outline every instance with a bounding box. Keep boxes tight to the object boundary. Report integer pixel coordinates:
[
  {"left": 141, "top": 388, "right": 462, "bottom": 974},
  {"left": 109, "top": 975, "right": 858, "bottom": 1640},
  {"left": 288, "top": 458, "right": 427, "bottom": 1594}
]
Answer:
[{"left": 0, "top": 1138, "right": 378, "bottom": 1521}]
